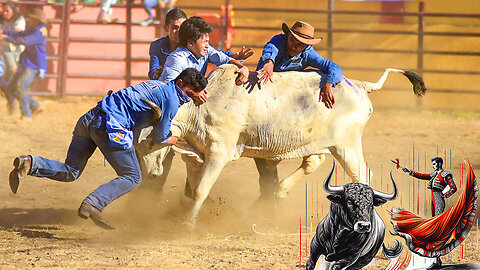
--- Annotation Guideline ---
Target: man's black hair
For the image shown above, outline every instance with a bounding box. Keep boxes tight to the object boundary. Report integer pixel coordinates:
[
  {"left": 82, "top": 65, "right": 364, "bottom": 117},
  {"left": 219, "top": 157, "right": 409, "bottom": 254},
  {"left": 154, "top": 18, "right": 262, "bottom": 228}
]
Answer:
[
  {"left": 431, "top": 157, "right": 443, "bottom": 166},
  {"left": 165, "top": 8, "right": 187, "bottom": 26},
  {"left": 174, "top": 68, "right": 208, "bottom": 92},
  {"left": 179, "top": 16, "right": 213, "bottom": 47}
]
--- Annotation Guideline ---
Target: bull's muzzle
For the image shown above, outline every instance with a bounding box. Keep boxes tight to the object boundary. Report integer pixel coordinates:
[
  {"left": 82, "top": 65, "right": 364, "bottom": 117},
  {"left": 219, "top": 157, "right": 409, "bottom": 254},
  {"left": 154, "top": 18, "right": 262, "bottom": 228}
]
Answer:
[{"left": 354, "top": 221, "right": 371, "bottom": 233}]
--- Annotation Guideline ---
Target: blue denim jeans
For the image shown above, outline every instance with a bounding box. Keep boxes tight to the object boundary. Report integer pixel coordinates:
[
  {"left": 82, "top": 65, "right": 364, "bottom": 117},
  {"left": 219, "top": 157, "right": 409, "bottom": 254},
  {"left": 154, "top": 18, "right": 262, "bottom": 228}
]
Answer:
[
  {"left": 142, "top": 0, "right": 158, "bottom": 20},
  {"left": 29, "top": 106, "right": 142, "bottom": 211},
  {"left": 6, "top": 67, "right": 41, "bottom": 118}
]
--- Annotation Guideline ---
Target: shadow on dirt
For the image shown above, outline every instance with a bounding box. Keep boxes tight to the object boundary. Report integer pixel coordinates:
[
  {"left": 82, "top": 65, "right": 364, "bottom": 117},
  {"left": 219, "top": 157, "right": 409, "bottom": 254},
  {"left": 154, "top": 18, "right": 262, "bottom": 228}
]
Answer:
[{"left": 0, "top": 208, "right": 78, "bottom": 239}]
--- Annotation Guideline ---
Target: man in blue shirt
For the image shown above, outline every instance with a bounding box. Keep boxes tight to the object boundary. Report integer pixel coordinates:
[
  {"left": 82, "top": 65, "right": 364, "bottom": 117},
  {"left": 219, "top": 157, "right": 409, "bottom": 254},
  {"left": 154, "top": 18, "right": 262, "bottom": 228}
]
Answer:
[
  {"left": 256, "top": 21, "right": 343, "bottom": 109},
  {"left": 1, "top": 8, "right": 47, "bottom": 120},
  {"left": 8, "top": 68, "right": 207, "bottom": 230},
  {"left": 160, "top": 16, "right": 249, "bottom": 86},
  {"left": 149, "top": 9, "right": 254, "bottom": 80},
  {"left": 254, "top": 21, "right": 343, "bottom": 199}
]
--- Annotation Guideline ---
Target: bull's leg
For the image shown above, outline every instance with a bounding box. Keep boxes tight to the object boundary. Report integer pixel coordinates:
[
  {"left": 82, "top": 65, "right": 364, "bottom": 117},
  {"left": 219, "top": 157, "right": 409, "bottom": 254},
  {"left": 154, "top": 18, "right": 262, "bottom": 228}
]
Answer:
[
  {"left": 275, "top": 154, "right": 326, "bottom": 199},
  {"left": 181, "top": 153, "right": 203, "bottom": 199},
  {"left": 329, "top": 145, "right": 370, "bottom": 184},
  {"left": 188, "top": 153, "right": 229, "bottom": 227},
  {"left": 254, "top": 158, "right": 280, "bottom": 200}
]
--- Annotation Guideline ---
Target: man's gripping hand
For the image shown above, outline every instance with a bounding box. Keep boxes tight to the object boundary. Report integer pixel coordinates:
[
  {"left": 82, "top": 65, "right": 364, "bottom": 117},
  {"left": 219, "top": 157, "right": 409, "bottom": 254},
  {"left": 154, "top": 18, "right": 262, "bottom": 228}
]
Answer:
[
  {"left": 232, "top": 46, "right": 254, "bottom": 61},
  {"left": 149, "top": 136, "right": 178, "bottom": 149},
  {"left": 152, "top": 67, "right": 163, "bottom": 80},
  {"left": 319, "top": 82, "right": 335, "bottom": 109},
  {"left": 191, "top": 89, "right": 209, "bottom": 104},
  {"left": 235, "top": 66, "right": 249, "bottom": 86},
  {"left": 257, "top": 60, "right": 274, "bottom": 85}
]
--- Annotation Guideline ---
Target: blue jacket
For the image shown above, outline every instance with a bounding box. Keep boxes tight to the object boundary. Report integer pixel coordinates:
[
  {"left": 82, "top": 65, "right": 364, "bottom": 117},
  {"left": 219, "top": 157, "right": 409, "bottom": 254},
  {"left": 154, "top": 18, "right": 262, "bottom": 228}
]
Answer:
[
  {"left": 99, "top": 80, "right": 191, "bottom": 145},
  {"left": 256, "top": 34, "right": 343, "bottom": 86},
  {"left": 4, "top": 24, "right": 47, "bottom": 70},
  {"left": 160, "top": 46, "right": 233, "bottom": 82},
  {"left": 148, "top": 36, "right": 171, "bottom": 80},
  {"left": 149, "top": 37, "right": 235, "bottom": 80}
]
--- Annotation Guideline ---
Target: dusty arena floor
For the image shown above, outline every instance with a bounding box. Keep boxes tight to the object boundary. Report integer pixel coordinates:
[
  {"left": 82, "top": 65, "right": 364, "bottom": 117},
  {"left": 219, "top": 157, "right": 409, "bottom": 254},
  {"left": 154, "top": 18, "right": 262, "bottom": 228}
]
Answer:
[{"left": 0, "top": 92, "right": 480, "bottom": 269}]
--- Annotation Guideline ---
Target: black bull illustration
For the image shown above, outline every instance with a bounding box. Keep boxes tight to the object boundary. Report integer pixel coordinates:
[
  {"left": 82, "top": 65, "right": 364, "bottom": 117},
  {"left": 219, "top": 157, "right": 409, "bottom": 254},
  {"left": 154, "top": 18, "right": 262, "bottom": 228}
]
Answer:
[{"left": 307, "top": 162, "right": 402, "bottom": 270}]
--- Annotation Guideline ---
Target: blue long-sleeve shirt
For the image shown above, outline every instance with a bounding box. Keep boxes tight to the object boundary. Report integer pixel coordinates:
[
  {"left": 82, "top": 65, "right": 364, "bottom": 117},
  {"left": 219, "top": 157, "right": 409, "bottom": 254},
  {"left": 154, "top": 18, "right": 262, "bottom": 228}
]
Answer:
[
  {"left": 148, "top": 36, "right": 171, "bottom": 80},
  {"left": 99, "top": 80, "right": 191, "bottom": 144},
  {"left": 256, "top": 34, "right": 343, "bottom": 86},
  {"left": 160, "top": 46, "right": 233, "bottom": 82},
  {"left": 149, "top": 37, "right": 236, "bottom": 80},
  {"left": 4, "top": 24, "right": 47, "bottom": 70}
]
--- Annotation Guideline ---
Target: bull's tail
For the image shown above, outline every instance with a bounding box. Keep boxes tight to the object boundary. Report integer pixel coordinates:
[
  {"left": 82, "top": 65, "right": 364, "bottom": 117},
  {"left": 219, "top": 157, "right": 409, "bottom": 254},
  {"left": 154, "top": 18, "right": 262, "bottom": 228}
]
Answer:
[
  {"left": 382, "top": 239, "right": 402, "bottom": 259},
  {"left": 355, "top": 68, "right": 427, "bottom": 97}
]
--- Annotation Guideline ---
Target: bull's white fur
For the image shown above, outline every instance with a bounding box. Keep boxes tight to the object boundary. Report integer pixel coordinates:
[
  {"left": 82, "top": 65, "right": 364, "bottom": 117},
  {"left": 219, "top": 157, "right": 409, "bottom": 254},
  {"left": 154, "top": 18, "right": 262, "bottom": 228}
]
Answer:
[{"left": 139, "top": 64, "right": 417, "bottom": 226}]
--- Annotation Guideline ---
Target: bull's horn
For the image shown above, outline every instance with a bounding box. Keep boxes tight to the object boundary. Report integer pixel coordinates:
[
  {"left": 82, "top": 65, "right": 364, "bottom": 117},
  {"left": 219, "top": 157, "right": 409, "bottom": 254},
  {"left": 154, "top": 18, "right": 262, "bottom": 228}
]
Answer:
[
  {"left": 141, "top": 98, "right": 162, "bottom": 121},
  {"left": 323, "top": 161, "right": 344, "bottom": 194},
  {"left": 372, "top": 171, "right": 398, "bottom": 201}
]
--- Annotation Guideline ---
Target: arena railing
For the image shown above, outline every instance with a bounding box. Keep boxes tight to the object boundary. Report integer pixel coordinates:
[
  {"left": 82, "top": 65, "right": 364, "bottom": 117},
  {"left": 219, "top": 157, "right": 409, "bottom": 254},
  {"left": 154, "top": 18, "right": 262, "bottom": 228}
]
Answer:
[
  {"left": 230, "top": 1, "right": 480, "bottom": 95},
  {"left": 2, "top": 0, "right": 479, "bottom": 97},
  {"left": 0, "top": 0, "right": 228, "bottom": 97}
]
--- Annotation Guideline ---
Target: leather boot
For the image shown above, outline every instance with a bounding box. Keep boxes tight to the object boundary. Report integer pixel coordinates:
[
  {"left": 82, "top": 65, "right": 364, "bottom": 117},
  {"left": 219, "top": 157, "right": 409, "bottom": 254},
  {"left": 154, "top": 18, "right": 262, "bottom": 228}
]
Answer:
[
  {"left": 9, "top": 155, "right": 32, "bottom": 194},
  {"left": 78, "top": 202, "right": 115, "bottom": 230}
]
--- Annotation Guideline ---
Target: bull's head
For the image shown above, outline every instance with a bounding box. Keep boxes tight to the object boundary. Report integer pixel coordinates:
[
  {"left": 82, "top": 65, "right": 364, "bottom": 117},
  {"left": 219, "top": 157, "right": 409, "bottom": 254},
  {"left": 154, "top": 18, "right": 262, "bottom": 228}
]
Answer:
[
  {"left": 135, "top": 98, "right": 168, "bottom": 177},
  {"left": 323, "top": 161, "right": 397, "bottom": 233},
  {"left": 135, "top": 99, "right": 204, "bottom": 178}
]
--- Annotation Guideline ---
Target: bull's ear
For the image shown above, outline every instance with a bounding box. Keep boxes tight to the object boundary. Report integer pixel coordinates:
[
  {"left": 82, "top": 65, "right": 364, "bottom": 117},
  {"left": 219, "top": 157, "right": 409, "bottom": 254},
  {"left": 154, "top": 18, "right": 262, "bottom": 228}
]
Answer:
[
  {"left": 327, "top": 194, "right": 342, "bottom": 204},
  {"left": 373, "top": 197, "right": 387, "bottom": 206}
]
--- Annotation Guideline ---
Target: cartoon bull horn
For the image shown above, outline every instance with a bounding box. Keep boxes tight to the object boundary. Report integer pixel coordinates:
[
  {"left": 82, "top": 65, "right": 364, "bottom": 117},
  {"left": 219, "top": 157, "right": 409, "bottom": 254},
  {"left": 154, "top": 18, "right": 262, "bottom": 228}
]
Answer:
[
  {"left": 323, "top": 161, "right": 344, "bottom": 194},
  {"left": 372, "top": 171, "right": 398, "bottom": 201}
]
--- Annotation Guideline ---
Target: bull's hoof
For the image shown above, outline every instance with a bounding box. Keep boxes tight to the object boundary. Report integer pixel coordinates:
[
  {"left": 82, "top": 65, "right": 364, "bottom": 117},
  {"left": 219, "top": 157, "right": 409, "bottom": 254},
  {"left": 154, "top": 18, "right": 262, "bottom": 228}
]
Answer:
[{"left": 182, "top": 221, "right": 196, "bottom": 232}]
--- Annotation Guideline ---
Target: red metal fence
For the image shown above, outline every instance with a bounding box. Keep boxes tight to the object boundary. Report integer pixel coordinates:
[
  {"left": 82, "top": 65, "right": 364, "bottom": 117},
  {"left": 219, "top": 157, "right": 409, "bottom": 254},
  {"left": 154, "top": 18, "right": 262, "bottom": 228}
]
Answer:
[{"left": 3, "top": 0, "right": 480, "bottom": 97}]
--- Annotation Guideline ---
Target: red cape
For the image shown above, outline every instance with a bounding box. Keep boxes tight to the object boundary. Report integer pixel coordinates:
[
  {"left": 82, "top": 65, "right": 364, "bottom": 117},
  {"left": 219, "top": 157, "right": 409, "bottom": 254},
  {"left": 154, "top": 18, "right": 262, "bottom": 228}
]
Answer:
[{"left": 390, "top": 161, "right": 478, "bottom": 257}]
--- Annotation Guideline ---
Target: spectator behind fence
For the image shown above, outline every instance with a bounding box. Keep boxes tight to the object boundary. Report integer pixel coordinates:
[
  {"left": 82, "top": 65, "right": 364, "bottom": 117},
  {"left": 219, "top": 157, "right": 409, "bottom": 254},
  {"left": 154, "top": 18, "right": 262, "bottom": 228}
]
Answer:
[
  {"left": 97, "top": 0, "right": 120, "bottom": 24},
  {"left": 1, "top": 8, "right": 47, "bottom": 121},
  {"left": 140, "top": 0, "right": 176, "bottom": 27},
  {"left": 0, "top": 1, "right": 25, "bottom": 80}
]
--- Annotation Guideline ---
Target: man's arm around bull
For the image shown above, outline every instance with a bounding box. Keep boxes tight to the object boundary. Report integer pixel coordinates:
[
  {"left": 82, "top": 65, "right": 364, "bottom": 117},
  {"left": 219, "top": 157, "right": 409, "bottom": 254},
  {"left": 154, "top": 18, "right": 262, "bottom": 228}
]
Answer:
[
  {"left": 8, "top": 68, "right": 208, "bottom": 230},
  {"left": 256, "top": 21, "right": 343, "bottom": 109}
]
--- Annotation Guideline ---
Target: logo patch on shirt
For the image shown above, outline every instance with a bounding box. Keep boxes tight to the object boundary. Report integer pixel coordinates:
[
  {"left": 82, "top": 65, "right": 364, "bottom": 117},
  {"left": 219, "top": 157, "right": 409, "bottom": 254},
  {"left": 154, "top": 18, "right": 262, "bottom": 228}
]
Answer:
[
  {"left": 145, "top": 81, "right": 159, "bottom": 90},
  {"left": 39, "top": 26, "right": 47, "bottom": 37}
]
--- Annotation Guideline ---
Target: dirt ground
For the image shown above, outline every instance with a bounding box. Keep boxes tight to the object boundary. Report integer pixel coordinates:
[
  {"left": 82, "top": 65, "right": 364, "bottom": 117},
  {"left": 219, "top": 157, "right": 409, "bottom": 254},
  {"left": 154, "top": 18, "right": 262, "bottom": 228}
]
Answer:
[{"left": 0, "top": 84, "right": 480, "bottom": 270}]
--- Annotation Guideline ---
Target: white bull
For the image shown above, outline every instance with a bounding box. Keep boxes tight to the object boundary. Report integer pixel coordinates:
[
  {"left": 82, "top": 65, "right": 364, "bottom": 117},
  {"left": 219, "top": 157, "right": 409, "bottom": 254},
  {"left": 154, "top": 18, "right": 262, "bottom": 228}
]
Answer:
[{"left": 136, "top": 64, "right": 426, "bottom": 226}]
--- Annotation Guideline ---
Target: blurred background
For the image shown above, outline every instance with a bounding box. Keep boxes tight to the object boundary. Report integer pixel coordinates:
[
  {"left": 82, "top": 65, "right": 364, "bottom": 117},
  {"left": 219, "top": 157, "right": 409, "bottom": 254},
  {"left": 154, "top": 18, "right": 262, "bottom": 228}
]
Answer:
[{"left": 8, "top": 0, "right": 480, "bottom": 110}]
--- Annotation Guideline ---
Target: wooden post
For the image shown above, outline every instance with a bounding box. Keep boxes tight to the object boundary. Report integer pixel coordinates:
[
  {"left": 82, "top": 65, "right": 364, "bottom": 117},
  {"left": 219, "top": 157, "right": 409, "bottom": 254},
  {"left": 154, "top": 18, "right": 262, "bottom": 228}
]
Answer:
[
  {"left": 327, "top": 0, "right": 334, "bottom": 60},
  {"left": 57, "top": 0, "right": 72, "bottom": 98},
  {"left": 220, "top": 0, "right": 231, "bottom": 50},
  {"left": 154, "top": 4, "right": 165, "bottom": 39},
  {"left": 125, "top": 0, "right": 133, "bottom": 87}
]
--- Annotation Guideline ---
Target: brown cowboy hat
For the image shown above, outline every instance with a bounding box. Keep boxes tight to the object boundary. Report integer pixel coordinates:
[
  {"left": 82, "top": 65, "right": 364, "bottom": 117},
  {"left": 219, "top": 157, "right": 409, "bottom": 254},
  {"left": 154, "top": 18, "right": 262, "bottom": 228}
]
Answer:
[
  {"left": 27, "top": 8, "right": 47, "bottom": 24},
  {"left": 282, "top": 21, "right": 322, "bottom": 45}
]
